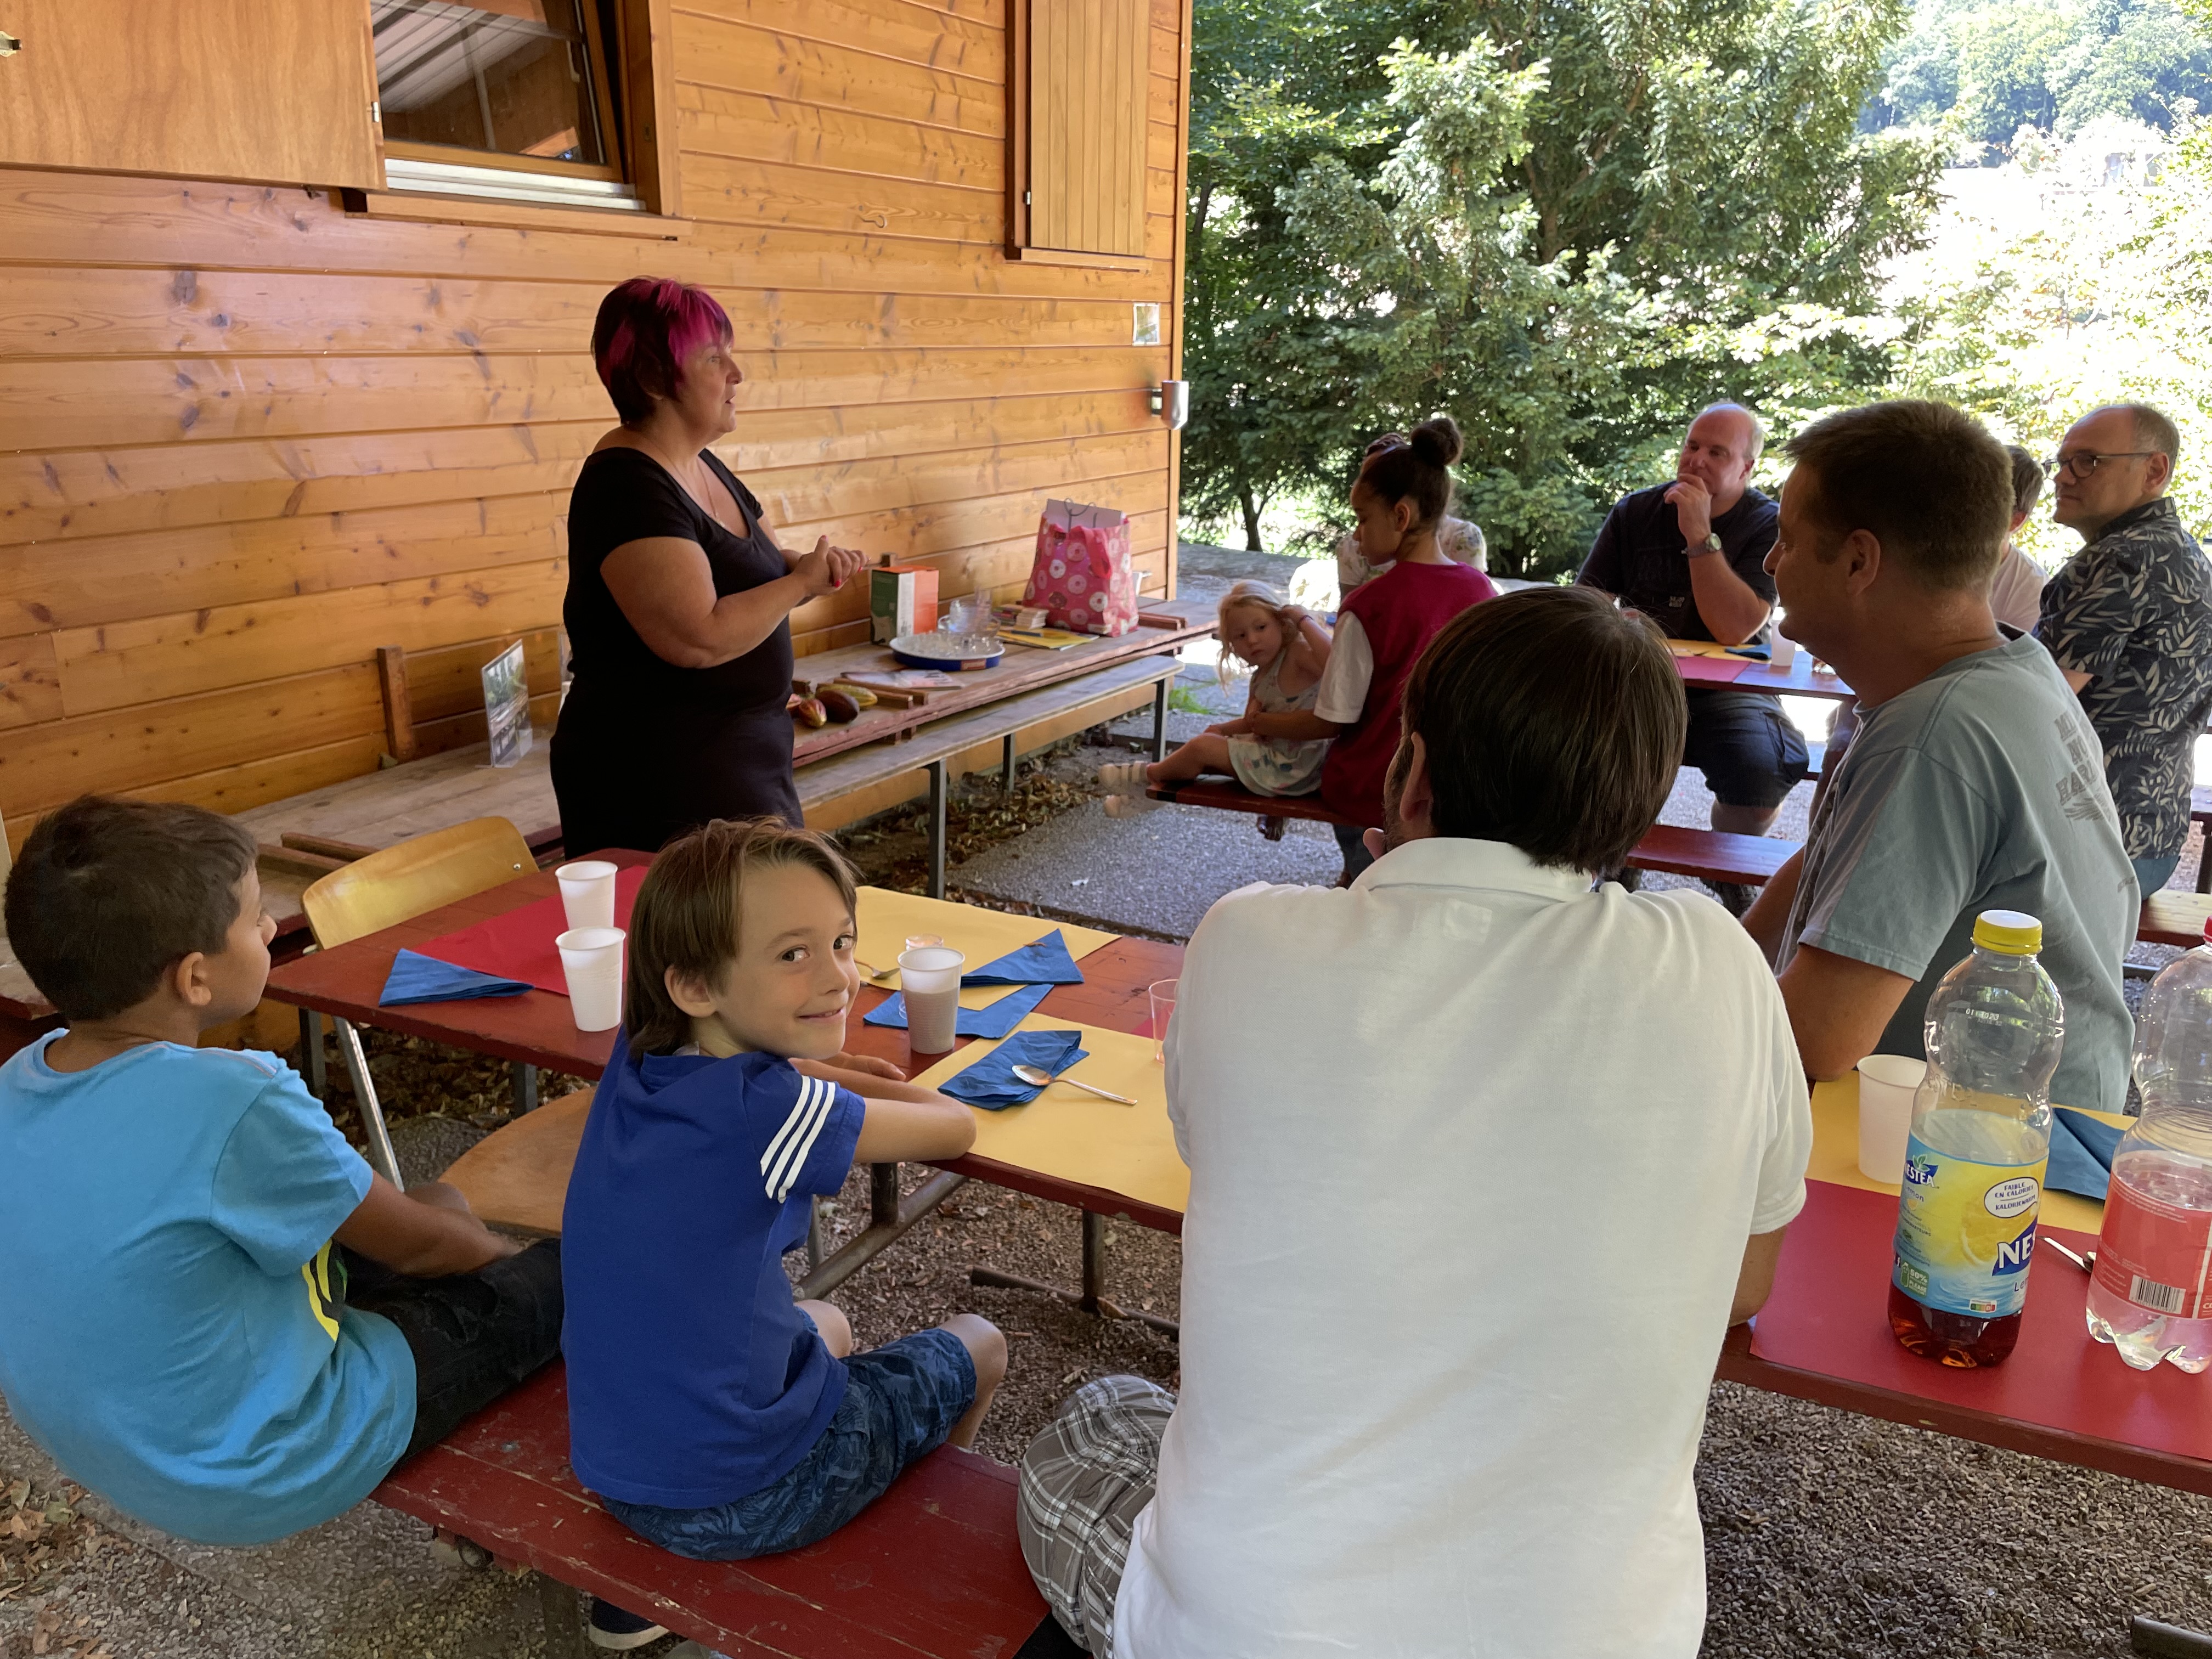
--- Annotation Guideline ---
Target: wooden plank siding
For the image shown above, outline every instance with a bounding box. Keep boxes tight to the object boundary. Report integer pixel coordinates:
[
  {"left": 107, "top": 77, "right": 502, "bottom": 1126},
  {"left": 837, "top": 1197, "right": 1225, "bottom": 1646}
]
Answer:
[{"left": 0, "top": 0, "right": 1192, "bottom": 850}]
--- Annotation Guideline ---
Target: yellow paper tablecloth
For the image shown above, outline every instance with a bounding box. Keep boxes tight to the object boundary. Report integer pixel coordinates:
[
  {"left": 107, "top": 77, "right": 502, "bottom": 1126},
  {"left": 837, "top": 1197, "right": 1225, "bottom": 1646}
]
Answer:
[
  {"left": 914, "top": 1015, "right": 1190, "bottom": 1216},
  {"left": 855, "top": 888, "right": 1119, "bottom": 1011},
  {"left": 1810, "top": 1075, "right": 2119, "bottom": 1235},
  {"left": 1666, "top": 639, "right": 1740, "bottom": 658}
]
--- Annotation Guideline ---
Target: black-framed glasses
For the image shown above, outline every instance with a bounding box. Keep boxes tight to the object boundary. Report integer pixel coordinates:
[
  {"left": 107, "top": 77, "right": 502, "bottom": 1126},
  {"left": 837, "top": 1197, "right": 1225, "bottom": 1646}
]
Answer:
[{"left": 2046, "top": 450, "right": 2155, "bottom": 478}]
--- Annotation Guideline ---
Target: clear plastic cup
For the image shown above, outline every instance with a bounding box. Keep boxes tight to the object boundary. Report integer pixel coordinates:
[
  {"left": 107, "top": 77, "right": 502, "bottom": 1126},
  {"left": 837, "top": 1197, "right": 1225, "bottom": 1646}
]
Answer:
[
  {"left": 556, "top": 860, "right": 618, "bottom": 932},
  {"left": 557, "top": 926, "right": 626, "bottom": 1033},
  {"left": 1149, "top": 978, "right": 1178, "bottom": 1062},
  {"left": 899, "top": 945, "right": 966, "bottom": 1054},
  {"left": 904, "top": 934, "right": 944, "bottom": 953},
  {"left": 1769, "top": 634, "right": 1798, "bottom": 670},
  {"left": 1855, "top": 1053, "right": 1927, "bottom": 1183}
]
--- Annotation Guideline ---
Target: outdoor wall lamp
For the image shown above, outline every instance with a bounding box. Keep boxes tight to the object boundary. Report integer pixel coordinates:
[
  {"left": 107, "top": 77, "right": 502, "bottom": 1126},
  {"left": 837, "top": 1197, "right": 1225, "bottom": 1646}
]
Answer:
[{"left": 1150, "top": 380, "right": 1190, "bottom": 430}]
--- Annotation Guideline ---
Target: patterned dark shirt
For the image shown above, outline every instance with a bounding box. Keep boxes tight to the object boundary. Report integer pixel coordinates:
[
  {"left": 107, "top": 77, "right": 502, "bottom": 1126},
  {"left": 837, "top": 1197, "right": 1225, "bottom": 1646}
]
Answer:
[{"left": 2036, "top": 497, "right": 2212, "bottom": 859}]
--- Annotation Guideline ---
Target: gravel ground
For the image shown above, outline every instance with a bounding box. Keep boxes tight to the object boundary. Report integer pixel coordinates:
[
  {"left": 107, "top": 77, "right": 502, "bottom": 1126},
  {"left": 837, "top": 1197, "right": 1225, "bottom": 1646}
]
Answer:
[{"left": 6, "top": 550, "right": 2209, "bottom": 1656}]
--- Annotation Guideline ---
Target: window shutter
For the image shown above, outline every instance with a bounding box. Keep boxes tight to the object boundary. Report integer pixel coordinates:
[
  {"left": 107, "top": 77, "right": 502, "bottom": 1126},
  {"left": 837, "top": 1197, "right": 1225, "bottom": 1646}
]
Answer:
[
  {"left": 0, "top": 0, "right": 381, "bottom": 189},
  {"left": 1025, "top": 0, "right": 1146, "bottom": 258}
]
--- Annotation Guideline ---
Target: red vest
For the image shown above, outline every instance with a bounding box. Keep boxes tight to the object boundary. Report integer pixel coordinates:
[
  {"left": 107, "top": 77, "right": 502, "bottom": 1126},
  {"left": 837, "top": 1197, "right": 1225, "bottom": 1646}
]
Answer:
[{"left": 1321, "top": 561, "right": 1498, "bottom": 826}]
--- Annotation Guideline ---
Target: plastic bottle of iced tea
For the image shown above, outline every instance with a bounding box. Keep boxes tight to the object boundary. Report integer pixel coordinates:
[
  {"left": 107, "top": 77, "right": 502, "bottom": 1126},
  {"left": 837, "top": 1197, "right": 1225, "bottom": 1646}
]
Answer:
[{"left": 1888, "top": 911, "right": 2061, "bottom": 1367}]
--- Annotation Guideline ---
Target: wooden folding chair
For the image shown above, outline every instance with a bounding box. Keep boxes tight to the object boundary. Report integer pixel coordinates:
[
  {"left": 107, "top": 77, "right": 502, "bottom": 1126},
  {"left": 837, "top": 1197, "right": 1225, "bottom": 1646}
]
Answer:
[{"left": 300, "top": 818, "right": 536, "bottom": 1188}]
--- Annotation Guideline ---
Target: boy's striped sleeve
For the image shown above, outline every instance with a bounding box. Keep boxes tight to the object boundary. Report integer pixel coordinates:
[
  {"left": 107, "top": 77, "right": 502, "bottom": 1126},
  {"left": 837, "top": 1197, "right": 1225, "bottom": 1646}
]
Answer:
[{"left": 758, "top": 1072, "right": 865, "bottom": 1204}]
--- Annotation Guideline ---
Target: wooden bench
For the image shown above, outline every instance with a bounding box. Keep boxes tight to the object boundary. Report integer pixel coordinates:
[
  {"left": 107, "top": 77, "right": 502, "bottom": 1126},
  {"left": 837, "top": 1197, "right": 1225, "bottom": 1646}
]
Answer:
[
  {"left": 239, "top": 606, "right": 1216, "bottom": 900},
  {"left": 1142, "top": 780, "right": 1798, "bottom": 887},
  {"left": 375, "top": 1362, "right": 1054, "bottom": 1659}
]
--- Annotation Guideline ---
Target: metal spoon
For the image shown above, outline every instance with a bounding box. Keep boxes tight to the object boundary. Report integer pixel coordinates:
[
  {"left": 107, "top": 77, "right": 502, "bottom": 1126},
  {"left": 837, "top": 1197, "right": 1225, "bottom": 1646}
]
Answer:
[
  {"left": 2042, "top": 1237, "right": 2096, "bottom": 1274},
  {"left": 854, "top": 960, "right": 898, "bottom": 982},
  {"left": 1011, "top": 1063, "right": 1135, "bottom": 1105}
]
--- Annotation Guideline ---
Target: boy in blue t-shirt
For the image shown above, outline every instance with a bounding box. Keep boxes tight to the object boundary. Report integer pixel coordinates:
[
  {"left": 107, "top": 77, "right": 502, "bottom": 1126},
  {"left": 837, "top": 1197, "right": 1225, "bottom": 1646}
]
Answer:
[
  {"left": 562, "top": 818, "right": 1006, "bottom": 1565},
  {"left": 0, "top": 797, "right": 562, "bottom": 1547}
]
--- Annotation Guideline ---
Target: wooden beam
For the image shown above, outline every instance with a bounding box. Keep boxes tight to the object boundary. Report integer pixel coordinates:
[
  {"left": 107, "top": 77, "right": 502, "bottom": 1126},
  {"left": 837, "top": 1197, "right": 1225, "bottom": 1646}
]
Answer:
[{"left": 377, "top": 645, "right": 417, "bottom": 764}]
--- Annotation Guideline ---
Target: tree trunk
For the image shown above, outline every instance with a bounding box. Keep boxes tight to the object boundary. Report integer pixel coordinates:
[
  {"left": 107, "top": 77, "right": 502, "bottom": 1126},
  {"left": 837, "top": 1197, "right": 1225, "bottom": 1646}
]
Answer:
[{"left": 1240, "top": 487, "right": 1264, "bottom": 552}]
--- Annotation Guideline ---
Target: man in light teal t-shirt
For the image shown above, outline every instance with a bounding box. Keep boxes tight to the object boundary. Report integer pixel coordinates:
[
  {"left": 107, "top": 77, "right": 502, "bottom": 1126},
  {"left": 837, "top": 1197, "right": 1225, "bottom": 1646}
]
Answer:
[
  {"left": 1746, "top": 400, "right": 2137, "bottom": 1114},
  {"left": 1773, "top": 635, "right": 2136, "bottom": 1111}
]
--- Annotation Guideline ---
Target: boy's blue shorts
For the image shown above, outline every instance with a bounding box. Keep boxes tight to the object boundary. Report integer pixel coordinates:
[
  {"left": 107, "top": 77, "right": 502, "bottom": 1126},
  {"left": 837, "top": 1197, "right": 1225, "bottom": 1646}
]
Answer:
[{"left": 604, "top": 1327, "right": 977, "bottom": 1560}]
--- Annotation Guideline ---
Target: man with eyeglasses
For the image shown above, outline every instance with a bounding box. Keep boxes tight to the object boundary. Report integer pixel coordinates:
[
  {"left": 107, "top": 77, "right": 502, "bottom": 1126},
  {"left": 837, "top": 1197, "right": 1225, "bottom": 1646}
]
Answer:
[{"left": 2038, "top": 403, "right": 2212, "bottom": 899}]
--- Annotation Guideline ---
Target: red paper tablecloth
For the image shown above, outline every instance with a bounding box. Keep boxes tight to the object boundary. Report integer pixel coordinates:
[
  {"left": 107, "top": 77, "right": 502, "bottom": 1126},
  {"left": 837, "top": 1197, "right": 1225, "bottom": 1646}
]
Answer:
[
  {"left": 1751, "top": 1180, "right": 2212, "bottom": 1464},
  {"left": 1672, "top": 654, "right": 1752, "bottom": 686},
  {"left": 415, "top": 866, "right": 648, "bottom": 996}
]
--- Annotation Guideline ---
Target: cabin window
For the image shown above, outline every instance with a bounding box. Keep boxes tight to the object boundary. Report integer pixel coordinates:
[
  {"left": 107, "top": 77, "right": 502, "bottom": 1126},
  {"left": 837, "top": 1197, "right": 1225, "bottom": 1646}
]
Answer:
[
  {"left": 1006, "top": 0, "right": 1149, "bottom": 268},
  {"left": 374, "top": 1, "right": 615, "bottom": 169},
  {"left": 368, "top": 0, "right": 676, "bottom": 219}
]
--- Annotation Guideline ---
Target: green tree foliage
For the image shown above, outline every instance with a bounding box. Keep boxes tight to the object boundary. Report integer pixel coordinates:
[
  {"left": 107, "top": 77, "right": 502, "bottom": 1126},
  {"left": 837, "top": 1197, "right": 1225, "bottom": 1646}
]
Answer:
[
  {"left": 1181, "top": 0, "right": 1944, "bottom": 576},
  {"left": 1869, "top": 0, "right": 2212, "bottom": 145},
  {"left": 1887, "top": 119, "right": 2212, "bottom": 558}
]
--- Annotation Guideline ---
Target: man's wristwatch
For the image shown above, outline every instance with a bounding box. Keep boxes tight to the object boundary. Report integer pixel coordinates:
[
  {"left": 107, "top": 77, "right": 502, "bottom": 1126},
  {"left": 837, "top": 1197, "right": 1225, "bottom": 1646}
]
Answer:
[{"left": 1688, "top": 533, "right": 1724, "bottom": 557}]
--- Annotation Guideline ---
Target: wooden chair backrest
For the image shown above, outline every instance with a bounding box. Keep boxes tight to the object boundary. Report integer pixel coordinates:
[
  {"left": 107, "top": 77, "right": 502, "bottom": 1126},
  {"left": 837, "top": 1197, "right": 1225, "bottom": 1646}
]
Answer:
[{"left": 301, "top": 817, "right": 535, "bottom": 950}]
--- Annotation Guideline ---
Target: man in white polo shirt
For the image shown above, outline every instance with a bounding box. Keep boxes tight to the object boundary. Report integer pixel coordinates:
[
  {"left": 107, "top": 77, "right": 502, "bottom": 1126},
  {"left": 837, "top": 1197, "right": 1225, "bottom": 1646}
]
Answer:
[{"left": 1015, "top": 586, "right": 1813, "bottom": 1658}]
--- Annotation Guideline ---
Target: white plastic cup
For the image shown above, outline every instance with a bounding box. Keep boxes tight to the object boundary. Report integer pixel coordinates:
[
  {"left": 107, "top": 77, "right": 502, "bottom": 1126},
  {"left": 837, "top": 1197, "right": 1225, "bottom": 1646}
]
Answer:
[
  {"left": 1856, "top": 1054, "right": 1927, "bottom": 1184},
  {"left": 557, "top": 926, "right": 626, "bottom": 1033},
  {"left": 899, "top": 945, "right": 966, "bottom": 1054},
  {"left": 556, "top": 860, "right": 618, "bottom": 932},
  {"left": 1769, "top": 633, "right": 1798, "bottom": 670}
]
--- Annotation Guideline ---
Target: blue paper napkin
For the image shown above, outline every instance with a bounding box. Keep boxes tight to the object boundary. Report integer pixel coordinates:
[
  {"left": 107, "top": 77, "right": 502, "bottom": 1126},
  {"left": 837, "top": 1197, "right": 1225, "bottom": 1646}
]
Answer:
[
  {"left": 2048, "top": 1107, "right": 2122, "bottom": 1201},
  {"left": 862, "top": 980, "right": 1053, "bottom": 1039},
  {"left": 940, "top": 1029, "right": 1088, "bottom": 1109},
  {"left": 380, "top": 948, "right": 532, "bottom": 1007},
  {"left": 963, "top": 929, "right": 1085, "bottom": 986}
]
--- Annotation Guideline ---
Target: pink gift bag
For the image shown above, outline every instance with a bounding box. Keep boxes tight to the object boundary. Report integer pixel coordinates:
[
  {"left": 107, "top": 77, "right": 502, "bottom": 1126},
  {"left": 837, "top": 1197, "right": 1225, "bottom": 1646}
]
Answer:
[{"left": 1023, "top": 499, "right": 1138, "bottom": 636}]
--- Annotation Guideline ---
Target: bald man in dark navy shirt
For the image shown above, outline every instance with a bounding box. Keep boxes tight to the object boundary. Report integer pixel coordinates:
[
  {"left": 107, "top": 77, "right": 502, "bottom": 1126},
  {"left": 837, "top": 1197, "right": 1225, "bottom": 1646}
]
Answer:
[{"left": 1579, "top": 405, "right": 1809, "bottom": 899}]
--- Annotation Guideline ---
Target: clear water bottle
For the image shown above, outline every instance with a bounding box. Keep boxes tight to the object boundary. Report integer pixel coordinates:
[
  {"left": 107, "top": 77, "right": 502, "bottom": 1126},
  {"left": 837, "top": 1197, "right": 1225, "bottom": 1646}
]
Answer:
[
  {"left": 1889, "top": 910, "right": 2062, "bottom": 1367},
  {"left": 2087, "top": 921, "right": 2212, "bottom": 1371}
]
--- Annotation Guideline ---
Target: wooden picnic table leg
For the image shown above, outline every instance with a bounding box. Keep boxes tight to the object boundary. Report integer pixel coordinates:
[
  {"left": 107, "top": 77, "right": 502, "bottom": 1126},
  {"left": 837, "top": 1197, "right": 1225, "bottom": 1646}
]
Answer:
[
  {"left": 298, "top": 1008, "right": 327, "bottom": 1101},
  {"left": 795, "top": 1163, "right": 969, "bottom": 1299},
  {"left": 1150, "top": 678, "right": 1171, "bottom": 764},
  {"left": 970, "top": 1208, "right": 1180, "bottom": 1338},
  {"left": 927, "top": 759, "right": 949, "bottom": 900},
  {"left": 511, "top": 1062, "right": 539, "bottom": 1115},
  {"left": 1001, "top": 732, "right": 1018, "bottom": 793},
  {"left": 2135, "top": 1617, "right": 2212, "bottom": 1657},
  {"left": 535, "top": 1573, "right": 589, "bottom": 1659},
  {"left": 1080, "top": 1211, "right": 1110, "bottom": 1312}
]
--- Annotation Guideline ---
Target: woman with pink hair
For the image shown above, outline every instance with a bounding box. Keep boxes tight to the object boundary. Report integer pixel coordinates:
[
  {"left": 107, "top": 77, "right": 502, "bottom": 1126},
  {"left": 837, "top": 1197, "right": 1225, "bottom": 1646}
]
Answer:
[{"left": 552, "top": 278, "right": 867, "bottom": 857}]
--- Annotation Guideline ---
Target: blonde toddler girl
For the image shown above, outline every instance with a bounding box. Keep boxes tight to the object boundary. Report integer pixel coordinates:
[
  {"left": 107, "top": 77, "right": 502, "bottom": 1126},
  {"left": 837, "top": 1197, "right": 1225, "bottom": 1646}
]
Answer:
[{"left": 1097, "top": 582, "right": 1333, "bottom": 817}]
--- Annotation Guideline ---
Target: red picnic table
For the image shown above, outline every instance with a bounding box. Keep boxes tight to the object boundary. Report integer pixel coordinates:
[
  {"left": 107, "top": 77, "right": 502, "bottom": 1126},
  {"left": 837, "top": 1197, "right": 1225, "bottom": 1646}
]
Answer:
[
  {"left": 1665, "top": 637, "right": 1858, "bottom": 701},
  {"left": 262, "top": 859, "right": 2212, "bottom": 1497},
  {"left": 261, "top": 853, "right": 1183, "bottom": 1321}
]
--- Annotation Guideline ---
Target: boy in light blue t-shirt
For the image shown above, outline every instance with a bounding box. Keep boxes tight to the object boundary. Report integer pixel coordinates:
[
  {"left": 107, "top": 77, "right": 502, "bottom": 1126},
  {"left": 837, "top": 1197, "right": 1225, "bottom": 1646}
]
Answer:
[{"left": 0, "top": 797, "right": 562, "bottom": 1547}]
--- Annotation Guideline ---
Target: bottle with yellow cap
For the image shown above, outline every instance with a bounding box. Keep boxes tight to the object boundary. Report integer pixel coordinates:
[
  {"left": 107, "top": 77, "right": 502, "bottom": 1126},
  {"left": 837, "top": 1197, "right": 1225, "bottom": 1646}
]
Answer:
[{"left": 1888, "top": 909, "right": 2063, "bottom": 1367}]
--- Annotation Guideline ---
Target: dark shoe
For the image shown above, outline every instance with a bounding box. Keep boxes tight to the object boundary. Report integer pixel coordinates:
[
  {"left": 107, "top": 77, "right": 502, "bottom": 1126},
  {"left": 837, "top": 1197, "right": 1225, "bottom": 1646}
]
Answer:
[
  {"left": 1707, "top": 881, "right": 1753, "bottom": 917},
  {"left": 1257, "top": 814, "right": 1288, "bottom": 842},
  {"left": 590, "top": 1600, "right": 669, "bottom": 1650},
  {"left": 1603, "top": 865, "right": 1643, "bottom": 892}
]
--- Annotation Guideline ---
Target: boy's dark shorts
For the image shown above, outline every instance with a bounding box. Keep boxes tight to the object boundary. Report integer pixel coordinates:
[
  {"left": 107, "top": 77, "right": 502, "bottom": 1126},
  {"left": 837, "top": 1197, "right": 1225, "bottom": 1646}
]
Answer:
[
  {"left": 606, "top": 1327, "right": 977, "bottom": 1561},
  {"left": 1682, "top": 689, "right": 1809, "bottom": 809},
  {"left": 343, "top": 1239, "right": 565, "bottom": 1463}
]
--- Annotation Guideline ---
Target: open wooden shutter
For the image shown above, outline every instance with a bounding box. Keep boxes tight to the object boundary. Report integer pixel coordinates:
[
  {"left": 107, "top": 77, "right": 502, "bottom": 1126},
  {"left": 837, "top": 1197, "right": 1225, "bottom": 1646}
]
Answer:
[
  {"left": 1018, "top": 0, "right": 1147, "bottom": 259},
  {"left": 0, "top": 0, "right": 381, "bottom": 189}
]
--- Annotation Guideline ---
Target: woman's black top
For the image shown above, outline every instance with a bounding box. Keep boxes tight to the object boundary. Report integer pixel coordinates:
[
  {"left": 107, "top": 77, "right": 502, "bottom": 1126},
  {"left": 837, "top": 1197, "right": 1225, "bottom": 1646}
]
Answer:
[{"left": 550, "top": 445, "right": 802, "bottom": 857}]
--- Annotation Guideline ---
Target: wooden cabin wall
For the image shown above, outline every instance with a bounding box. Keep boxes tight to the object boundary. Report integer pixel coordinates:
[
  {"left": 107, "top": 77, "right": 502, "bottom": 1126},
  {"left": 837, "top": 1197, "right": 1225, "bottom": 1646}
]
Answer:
[{"left": 0, "top": 0, "right": 1190, "bottom": 849}]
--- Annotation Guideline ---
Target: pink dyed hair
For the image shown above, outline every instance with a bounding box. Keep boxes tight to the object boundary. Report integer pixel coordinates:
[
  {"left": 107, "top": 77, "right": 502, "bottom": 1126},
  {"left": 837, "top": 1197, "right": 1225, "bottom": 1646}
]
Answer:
[{"left": 591, "top": 277, "right": 734, "bottom": 425}]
